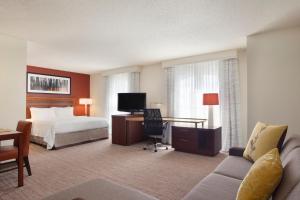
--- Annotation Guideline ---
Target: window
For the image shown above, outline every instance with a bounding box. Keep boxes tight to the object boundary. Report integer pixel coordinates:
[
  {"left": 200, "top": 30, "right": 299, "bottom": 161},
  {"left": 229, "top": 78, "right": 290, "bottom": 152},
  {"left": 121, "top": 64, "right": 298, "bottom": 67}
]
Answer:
[
  {"left": 166, "top": 58, "right": 241, "bottom": 151},
  {"left": 105, "top": 72, "right": 140, "bottom": 129},
  {"left": 166, "top": 60, "right": 220, "bottom": 126}
]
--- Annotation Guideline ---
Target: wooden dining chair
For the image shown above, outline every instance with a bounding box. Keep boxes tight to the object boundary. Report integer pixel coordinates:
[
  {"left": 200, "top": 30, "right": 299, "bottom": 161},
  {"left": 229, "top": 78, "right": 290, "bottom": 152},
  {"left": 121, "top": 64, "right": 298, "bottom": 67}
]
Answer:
[{"left": 0, "top": 121, "right": 32, "bottom": 176}]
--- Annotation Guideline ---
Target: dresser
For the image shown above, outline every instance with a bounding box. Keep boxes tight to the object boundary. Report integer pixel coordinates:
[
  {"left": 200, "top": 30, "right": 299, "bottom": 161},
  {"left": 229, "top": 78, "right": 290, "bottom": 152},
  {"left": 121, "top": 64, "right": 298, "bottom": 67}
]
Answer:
[{"left": 172, "top": 126, "right": 222, "bottom": 156}]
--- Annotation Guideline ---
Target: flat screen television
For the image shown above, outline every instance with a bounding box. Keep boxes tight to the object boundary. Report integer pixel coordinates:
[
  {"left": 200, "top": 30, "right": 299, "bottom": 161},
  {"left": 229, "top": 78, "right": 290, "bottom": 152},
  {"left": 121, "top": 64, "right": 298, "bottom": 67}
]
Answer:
[{"left": 118, "top": 93, "right": 146, "bottom": 114}]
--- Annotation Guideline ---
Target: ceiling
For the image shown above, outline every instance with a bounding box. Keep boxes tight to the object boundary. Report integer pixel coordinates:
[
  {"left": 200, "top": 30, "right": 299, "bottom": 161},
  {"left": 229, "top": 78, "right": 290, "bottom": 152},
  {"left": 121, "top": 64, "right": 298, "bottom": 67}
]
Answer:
[{"left": 1, "top": 0, "right": 300, "bottom": 74}]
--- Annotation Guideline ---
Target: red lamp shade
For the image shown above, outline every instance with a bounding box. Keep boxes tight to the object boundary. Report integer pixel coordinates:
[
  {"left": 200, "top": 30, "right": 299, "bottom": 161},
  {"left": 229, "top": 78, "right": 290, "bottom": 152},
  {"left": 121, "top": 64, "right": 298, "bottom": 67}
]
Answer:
[{"left": 203, "top": 93, "right": 219, "bottom": 105}]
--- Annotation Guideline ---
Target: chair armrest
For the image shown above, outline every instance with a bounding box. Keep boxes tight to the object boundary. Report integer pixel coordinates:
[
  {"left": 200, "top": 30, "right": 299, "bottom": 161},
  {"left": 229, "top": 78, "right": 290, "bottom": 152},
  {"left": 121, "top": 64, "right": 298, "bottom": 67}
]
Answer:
[
  {"left": 0, "top": 133, "right": 19, "bottom": 141},
  {"left": 229, "top": 147, "right": 245, "bottom": 157},
  {"left": 163, "top": 122, "right": 169, "bottom": 129}
]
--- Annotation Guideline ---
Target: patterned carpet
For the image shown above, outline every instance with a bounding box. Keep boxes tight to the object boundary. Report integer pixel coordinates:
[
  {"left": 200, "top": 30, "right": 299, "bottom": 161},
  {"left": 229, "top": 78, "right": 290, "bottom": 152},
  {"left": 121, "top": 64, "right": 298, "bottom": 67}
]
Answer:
[{"left": 0, "top": 139, "right": 225, "bottom": 200}]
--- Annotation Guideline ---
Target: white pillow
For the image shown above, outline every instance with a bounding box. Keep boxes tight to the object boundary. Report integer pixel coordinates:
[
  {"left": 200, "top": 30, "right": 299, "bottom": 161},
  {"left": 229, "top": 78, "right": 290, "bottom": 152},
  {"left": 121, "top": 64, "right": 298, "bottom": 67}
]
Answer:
[
  {"left": 30, "top": 107, "right": 56, "bottom": 121},
  {"left": 53, "top": 107, "right": 74, "bottom": 119}
]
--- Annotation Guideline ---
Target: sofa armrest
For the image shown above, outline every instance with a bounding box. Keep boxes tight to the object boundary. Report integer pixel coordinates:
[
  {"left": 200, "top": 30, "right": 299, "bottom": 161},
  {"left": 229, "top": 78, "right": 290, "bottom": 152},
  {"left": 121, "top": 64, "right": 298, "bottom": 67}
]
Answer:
[{"left": 229, "top": 147, "right": 245, "bottom": 157}]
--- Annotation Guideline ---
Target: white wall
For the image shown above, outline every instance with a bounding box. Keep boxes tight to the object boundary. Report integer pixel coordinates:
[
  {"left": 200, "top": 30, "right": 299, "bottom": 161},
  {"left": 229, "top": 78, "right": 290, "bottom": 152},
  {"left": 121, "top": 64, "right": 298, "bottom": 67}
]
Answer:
[
  {"left": 247, "top": 27, "right": 300, "bottom": 136},
  {"left": 139, "top": 63, "right": 165, "bottom": 110},
  {"left": 0, "top": 34, "right": 27, "bottom": 144},
  {"left": 90, "top": 73, "right": 106, "bottom": 116}
]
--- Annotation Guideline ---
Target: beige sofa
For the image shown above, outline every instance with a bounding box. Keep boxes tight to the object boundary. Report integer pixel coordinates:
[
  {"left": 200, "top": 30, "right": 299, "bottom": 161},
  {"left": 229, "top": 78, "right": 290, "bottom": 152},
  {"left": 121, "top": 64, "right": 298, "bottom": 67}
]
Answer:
[{"left": 182, "top": 134, "right": 300, "bottom": 200}]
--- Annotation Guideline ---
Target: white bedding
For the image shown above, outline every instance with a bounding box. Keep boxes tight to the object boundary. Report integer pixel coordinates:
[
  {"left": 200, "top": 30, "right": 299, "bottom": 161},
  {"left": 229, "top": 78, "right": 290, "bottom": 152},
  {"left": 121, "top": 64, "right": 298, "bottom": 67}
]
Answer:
[{"left": 28, "top": 116, "right": 108, "bottom": 149}]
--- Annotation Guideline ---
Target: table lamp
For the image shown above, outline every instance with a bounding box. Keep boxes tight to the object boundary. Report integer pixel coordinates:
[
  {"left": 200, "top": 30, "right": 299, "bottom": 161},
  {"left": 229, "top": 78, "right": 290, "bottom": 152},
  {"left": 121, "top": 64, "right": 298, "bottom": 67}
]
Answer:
[
  {"left": 203, "top": 93, "right": 219, "bottom": 128},
  {"left": 79, "top": 98, "right": 92, "bottom": 116}
]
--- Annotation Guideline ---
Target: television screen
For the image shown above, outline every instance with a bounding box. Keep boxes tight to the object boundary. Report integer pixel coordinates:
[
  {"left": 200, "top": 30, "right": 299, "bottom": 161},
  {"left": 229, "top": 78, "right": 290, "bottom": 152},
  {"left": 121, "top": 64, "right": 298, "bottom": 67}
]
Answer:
[{"left": 118, "top": 93, "right": 146, "bottom": 112}]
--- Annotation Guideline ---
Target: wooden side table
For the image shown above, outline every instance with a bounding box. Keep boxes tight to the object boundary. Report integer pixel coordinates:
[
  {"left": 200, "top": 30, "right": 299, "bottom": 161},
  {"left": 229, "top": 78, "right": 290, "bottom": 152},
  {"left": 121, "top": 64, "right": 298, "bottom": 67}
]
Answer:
[
  {"left": 0, "top": 130, "right": 23, "bottom": 187},
  {"left": 172, "top": 126, "right": 222, "bottom": 156}
]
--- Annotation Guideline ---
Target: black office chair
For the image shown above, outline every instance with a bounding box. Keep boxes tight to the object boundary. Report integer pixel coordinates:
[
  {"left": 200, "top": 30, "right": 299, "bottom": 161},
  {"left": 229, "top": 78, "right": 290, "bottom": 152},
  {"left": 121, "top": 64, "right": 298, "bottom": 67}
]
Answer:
[{"left": 143, "top": 109, "right": 169, "bottom": 152}]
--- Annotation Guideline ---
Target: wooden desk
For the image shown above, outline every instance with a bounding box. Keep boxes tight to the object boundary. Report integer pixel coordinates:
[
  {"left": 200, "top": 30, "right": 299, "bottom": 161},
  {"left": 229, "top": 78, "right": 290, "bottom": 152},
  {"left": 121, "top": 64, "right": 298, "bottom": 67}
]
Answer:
[
  {"left": 125, "top": 117, "right": 205, "bottom": 128},
  {"left": 112, "top": 115, "right": 143, "bottom": 145},
  {"left": 112, "top": 115, "right": 206, "bottom": 146},
  {"left": 163, "top": 117, "right": 205, "bottom": 128},
  {"left": 0, "top": 129, "right": 23, "bottom": 187}
]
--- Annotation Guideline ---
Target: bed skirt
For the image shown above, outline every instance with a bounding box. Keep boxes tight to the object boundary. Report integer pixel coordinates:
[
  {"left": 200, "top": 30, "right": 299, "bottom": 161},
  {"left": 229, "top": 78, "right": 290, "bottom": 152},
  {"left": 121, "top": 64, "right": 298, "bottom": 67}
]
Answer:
[{"left": 31, "top": 127, "right": 109, "bottom": 149}]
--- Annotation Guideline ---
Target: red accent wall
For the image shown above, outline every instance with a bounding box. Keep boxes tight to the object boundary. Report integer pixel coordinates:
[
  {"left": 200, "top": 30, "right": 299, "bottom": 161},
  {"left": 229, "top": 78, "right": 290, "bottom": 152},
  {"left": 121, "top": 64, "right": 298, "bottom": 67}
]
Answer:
[{"left": 27, "top": 65, "right": 90, "bottom": 116}]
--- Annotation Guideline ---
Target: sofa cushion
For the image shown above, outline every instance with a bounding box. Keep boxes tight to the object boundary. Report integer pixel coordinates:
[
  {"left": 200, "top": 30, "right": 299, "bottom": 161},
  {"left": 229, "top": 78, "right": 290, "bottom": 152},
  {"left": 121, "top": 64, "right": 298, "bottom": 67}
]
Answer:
[
  {"left": 273, "top": 147, "right": 300, "bottom": 200},
  {"left": 43, "top": 178, "right": 158, "bottom": 200},
  {"left": 236, "top": 148, "right": 283, "bottom": 200},
  {"left": 213, "top": 156, "right": 252, "bottom": 180},
  {"left": 243, "top": 122, "right": 288, "bottom": 162},
  {"left": 182, "top": 173, "right": 241, "bottom": 200}
]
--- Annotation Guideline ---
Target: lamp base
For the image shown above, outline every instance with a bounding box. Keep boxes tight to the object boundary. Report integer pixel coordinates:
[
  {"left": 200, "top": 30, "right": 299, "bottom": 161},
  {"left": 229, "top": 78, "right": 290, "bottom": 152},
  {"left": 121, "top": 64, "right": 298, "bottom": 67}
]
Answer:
[
  {"left": 85, "top": 104, "right": 88, "bottom": 116},
  {"left": 208, "top": 105, "right": 214, "bottom": 128}
]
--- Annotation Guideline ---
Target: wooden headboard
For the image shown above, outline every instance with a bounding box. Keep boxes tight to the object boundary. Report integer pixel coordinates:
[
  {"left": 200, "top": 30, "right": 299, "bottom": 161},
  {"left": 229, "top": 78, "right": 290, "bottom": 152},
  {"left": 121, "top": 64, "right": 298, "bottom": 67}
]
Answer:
[{"left": 26, "top": 96, "right": 75, "bottom": 119}]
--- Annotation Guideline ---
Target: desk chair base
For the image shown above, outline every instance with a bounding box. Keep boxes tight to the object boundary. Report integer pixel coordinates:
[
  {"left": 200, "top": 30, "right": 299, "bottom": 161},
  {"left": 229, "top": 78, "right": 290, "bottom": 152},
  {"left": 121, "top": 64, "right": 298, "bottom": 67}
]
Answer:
[{"left": 143, "top": 137, "right": 169, "bottom": 152}]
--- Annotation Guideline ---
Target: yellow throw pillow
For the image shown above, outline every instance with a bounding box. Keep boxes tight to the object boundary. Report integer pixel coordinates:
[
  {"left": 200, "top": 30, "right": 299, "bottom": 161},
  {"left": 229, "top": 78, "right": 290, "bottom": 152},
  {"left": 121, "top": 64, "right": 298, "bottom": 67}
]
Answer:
[
  {"left": 243, "top": 122, "right": 287, "bottom": 162},
  {"left": 236, "top": 148, "right": 283, "bottom": 200}
]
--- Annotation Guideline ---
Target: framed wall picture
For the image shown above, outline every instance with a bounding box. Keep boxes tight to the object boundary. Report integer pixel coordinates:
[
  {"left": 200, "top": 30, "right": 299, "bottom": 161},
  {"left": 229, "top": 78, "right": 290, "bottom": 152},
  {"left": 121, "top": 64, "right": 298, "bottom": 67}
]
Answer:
[{"left": 27, "top": 73, "right": 71, "bottom": 95}]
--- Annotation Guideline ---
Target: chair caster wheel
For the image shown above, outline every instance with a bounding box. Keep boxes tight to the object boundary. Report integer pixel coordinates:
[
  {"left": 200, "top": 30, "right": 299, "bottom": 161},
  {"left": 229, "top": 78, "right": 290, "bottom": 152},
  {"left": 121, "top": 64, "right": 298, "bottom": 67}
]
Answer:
[
  {"left": 143, "top": 147, "right": 147, "bottom": 150},
  {"left": 154, "top": 149, "right": 157, "bottom": 152}
]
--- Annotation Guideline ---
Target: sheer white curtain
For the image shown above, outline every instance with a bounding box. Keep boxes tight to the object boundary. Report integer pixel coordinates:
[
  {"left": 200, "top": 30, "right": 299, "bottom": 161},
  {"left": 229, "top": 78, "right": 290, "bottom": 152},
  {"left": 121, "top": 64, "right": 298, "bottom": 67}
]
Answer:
[
  {"left": 105, "top": 72, "right": 140, "bottom": 129},
  {"left": 166, "top": 60, "right": 220, "bottom": 123},
  {"left": 165, "top": 61, "right": 220, "bottom": 144},
  {"left": 166, "top": 59, "right": 241, "bottom": 151},
  {"left": 219, "top": 59, "right": 242, "bottom": 151}
]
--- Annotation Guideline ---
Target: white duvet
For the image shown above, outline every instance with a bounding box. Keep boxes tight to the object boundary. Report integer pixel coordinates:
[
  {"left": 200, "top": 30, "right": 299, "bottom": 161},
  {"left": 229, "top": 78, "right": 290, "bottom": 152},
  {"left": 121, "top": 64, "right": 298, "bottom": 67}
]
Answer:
[{"left": 28, "top": 116, "right": 108, "bottom": 149}]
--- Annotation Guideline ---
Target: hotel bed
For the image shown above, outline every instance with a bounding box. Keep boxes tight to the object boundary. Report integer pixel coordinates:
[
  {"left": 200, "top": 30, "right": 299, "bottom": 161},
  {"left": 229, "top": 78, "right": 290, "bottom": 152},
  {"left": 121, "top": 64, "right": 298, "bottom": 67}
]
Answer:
[
  {"left": 26, "top": 97, "right": 108, "bottom": 149},
  {"left": 29, "top": 116, "right": 108, "bottom": 149}
]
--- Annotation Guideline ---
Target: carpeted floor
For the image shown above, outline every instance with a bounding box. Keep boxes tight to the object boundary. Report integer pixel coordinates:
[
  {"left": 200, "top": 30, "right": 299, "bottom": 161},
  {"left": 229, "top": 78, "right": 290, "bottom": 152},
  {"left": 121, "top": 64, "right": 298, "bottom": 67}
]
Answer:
[{"left": 0, "top": 139, "right": 226, "bottom": 200}]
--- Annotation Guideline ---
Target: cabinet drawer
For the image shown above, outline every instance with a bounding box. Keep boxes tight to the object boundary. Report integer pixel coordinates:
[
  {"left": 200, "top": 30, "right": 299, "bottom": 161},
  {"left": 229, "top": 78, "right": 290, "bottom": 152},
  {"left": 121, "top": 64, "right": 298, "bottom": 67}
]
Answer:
[
  {"left": 172, "top": 127, "right": 198, "bottom": 141},
  {"left": 172, "top": 137, "right": 198, "bottom": 153},
  {"left": 172, "top": 126, "right": 198, "bottom": 153}
]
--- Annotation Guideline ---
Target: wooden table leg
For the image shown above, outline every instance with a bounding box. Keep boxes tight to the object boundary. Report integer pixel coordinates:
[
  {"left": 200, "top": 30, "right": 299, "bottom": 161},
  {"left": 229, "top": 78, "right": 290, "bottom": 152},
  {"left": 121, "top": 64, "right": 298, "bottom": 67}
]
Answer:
[{"left": 18, "top": 134, "right": 24, "bottom": 187}]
